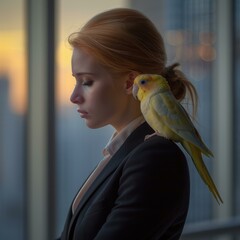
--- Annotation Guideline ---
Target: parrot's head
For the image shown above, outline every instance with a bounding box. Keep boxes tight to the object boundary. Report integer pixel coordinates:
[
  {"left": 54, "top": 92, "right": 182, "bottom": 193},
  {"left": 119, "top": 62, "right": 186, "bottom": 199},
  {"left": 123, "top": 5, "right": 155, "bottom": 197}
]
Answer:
[{"left": 132, "top": 74, "right": 170, "bottom": 101}]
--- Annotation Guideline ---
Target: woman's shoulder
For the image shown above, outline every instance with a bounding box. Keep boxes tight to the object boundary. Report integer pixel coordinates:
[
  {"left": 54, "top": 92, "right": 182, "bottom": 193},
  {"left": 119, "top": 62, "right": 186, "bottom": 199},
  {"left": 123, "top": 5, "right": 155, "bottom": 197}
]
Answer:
[
  {"left": 125, "top": 134, "right": 187, "bottom": 167},
  {"left": 137, "top": 134, "right": 184, "bottom": 156},
  {"left": 121, "top": 134, "right": 189, "bottom": 187}
]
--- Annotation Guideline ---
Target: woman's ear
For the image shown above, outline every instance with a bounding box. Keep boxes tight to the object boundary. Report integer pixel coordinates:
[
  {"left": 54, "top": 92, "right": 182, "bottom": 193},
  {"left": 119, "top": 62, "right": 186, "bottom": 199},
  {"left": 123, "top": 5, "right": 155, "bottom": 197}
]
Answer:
[{"left": 125, "top": 71, "right": 139, "bottom": 94}]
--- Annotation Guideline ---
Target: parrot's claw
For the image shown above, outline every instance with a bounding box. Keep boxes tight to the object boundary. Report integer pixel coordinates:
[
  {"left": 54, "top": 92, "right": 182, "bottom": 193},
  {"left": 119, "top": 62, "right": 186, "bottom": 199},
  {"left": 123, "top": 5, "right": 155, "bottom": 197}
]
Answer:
[{"left": 144, "top": 132, "right": 161, "bottom": 141}]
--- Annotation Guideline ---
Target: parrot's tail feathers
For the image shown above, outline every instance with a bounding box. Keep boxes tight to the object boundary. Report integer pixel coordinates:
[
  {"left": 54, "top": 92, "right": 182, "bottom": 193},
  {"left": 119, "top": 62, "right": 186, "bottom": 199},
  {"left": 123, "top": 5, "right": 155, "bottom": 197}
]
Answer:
[
  {"left": 193, "top": 128, "right": 214, "bottom": 158},
  {"left": 183, "top": 141, "right": 223, "bottom": 204},
  {"left": 201, "top": 144, "right": 214, "bottom": 158}
]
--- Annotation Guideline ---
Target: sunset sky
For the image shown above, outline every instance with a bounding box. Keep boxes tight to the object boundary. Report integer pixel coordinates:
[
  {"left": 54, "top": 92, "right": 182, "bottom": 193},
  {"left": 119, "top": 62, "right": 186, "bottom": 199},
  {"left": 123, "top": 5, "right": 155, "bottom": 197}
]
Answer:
[{"left": 0, "top": 0, "right": 127, "bottom": 114}]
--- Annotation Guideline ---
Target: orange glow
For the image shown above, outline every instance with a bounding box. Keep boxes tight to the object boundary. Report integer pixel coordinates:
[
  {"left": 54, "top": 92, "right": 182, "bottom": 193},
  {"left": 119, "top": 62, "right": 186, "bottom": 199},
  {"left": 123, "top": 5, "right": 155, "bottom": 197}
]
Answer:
[
  {"left": 0, "top": 30, "right": 75, "bottom": 113},
  {"left": 0, "top": 30, "right": 27, "bottom": 114},
  {"left": 165, "top": 30, "right": 184, "bottom": 46},
  {"left": 56, "top": 40, "right": 75, "bottom": 107},
  {"left": 1, "top": 1, "right": 128, "bottom": 113},
  {"left": 198, "top": 45, "right": 216, "bottom": 62}
]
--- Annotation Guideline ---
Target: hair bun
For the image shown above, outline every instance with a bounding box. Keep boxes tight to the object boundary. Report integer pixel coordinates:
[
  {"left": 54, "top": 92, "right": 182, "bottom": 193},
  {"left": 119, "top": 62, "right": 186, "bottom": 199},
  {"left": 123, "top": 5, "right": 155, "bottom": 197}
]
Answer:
[
  {"left": 163, "top": 63, "right": 186, "bottom": 101},
  {"left": 163, "top": 63, "right": 180, "bottom": 78}
]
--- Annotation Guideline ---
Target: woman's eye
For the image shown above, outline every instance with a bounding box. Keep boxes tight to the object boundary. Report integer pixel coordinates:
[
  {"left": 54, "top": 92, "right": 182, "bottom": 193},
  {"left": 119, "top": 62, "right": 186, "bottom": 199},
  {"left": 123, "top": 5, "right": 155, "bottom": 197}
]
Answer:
[{"left": 82, "top": 80, "right": 93, "bottom": 86}]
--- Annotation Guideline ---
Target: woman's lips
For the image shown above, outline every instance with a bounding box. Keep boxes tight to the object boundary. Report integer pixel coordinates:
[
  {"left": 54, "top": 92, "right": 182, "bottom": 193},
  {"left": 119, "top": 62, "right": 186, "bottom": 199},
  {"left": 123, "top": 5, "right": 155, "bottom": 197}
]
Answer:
[{"left": 77, "top": 109, "right": 88, "bottom": 118}]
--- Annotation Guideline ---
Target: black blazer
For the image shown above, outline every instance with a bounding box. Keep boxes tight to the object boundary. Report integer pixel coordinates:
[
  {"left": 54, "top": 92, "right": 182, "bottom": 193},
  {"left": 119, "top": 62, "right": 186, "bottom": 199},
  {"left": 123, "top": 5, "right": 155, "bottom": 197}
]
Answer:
[{"left": 58, "top": 122, "right": 190, "bottom": 240}]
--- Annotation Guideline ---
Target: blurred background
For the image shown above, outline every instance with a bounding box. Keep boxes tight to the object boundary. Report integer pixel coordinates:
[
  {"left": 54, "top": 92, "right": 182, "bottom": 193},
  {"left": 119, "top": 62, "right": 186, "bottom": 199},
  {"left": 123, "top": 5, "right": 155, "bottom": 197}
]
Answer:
[{"left": 0, "top": 0, "right": 239, "bottom": 239}]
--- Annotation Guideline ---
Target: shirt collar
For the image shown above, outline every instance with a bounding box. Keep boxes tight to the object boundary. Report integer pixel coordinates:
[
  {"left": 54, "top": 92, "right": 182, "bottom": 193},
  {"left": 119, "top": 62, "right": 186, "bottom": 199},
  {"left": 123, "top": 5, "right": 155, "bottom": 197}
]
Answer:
[{"left": 103, "top": 116, "right": 145, "bottom": 157}]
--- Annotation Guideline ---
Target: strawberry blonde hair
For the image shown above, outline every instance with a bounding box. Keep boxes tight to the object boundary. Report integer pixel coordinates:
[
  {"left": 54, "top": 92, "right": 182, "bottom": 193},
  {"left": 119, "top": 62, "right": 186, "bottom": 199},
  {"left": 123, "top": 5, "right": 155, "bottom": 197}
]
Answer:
[{"left": 68, "top": 8, "right": 197, "bottom": 113}]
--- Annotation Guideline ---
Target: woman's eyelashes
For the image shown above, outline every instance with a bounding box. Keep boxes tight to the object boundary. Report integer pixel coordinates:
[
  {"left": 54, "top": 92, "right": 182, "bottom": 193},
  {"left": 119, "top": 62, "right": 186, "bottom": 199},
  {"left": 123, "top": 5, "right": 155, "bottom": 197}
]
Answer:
[
  {"left": 75, "top": 78, "right": 94, "bottom": 87},
  {"left": 82, "top": 80, "right": 93, "bottom": 86}
]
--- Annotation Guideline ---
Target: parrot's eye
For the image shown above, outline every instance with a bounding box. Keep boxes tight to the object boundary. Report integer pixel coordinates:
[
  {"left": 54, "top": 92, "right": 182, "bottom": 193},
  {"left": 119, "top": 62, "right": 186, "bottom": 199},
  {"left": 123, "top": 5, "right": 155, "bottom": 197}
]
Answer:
[{"left": 140, "top": 79, "right": 147, "bottom": 85}]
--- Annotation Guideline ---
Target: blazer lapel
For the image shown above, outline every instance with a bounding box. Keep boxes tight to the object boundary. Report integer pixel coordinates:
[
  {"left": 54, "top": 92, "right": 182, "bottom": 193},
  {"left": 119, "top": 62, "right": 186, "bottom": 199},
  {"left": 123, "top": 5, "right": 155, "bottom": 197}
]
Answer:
[{"left": 67, "top": 122, "right": 153, "bottom": 239}]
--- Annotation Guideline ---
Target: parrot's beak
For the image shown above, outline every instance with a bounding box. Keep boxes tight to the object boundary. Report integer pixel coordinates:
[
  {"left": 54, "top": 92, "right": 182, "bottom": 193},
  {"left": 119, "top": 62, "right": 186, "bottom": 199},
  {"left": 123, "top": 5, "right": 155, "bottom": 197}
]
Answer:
[{"left": 132, "top": 84, "right": 139, "bottom": 100}]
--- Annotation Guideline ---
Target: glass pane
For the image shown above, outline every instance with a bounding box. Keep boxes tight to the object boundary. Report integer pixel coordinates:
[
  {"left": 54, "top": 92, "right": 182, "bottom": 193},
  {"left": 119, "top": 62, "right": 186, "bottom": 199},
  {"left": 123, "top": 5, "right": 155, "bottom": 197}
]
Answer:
[
  {"left": 56, "top": 0, "right": 128, "bottom": 236},
  {"left": 0, "top": 0, "right": 26, "bottom": 239},
  {"left": 234, "top": 0, "right": 240, "bottom": 217}
]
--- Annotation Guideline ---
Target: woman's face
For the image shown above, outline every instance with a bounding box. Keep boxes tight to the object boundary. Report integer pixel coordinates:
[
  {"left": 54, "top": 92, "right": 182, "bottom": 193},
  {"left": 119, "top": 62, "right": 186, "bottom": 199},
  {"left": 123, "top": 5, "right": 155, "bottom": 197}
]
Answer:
[{"left": 71, "top": 48, "right": 131, "bottom": 131}]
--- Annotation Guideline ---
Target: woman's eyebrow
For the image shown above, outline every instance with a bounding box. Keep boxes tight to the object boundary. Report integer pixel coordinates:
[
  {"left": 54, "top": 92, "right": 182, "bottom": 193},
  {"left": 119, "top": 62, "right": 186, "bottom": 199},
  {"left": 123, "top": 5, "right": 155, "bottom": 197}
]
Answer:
[{"left": 72, "top": 72, "right": 95, "bottom": 77}]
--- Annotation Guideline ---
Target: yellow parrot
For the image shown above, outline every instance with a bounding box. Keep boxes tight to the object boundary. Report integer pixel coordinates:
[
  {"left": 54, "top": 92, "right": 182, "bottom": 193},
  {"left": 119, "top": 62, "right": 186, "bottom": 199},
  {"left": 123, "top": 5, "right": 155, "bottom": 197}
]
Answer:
[{"left": 132, "top": 74, "right": 223, "bottom": 204}]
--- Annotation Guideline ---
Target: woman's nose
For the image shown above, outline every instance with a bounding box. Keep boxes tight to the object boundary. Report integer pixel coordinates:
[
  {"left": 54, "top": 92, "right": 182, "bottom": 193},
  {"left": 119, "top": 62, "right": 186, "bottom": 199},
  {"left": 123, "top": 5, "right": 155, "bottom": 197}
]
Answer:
[{"left": 70, "top": 87, "right": 84, "bottom": 104}]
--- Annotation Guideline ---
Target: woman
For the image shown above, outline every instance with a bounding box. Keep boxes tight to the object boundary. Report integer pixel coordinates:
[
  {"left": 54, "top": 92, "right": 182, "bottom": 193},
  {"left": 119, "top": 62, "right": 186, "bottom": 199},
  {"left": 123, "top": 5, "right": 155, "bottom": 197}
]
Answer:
[{"left": 58, "top": 8, "right": 197, "bottom": 240}]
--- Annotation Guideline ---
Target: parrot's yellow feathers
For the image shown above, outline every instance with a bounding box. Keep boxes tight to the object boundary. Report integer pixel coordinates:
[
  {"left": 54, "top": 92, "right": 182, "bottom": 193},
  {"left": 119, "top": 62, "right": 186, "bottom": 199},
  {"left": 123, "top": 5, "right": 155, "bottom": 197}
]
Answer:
[{"left": 132, "top": 74, "right": 170, "bottom": 101}]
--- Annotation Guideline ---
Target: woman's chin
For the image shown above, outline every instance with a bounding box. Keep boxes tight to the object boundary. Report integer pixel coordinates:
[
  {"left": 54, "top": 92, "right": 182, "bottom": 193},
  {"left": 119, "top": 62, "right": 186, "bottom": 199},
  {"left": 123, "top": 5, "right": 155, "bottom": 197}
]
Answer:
[{"left": 85, "top": 120, "right": 106, "bottom": 129}]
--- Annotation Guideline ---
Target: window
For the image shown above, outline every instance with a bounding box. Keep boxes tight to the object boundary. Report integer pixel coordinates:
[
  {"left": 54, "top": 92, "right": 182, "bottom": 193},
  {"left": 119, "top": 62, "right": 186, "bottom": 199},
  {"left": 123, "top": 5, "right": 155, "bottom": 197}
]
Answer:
[
  {"left": 4, "top": 0, "right": 237, "bottom": 239},
  {"left": 0, "top": 0, "right": 26, "bottom": 239}
]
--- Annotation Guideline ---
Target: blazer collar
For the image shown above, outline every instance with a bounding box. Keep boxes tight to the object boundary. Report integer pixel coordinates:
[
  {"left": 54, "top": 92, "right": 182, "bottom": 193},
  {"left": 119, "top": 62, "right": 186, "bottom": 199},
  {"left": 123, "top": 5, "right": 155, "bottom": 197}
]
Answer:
[{"left": 67, "top": 122, "right": 153, "bottom": 238}]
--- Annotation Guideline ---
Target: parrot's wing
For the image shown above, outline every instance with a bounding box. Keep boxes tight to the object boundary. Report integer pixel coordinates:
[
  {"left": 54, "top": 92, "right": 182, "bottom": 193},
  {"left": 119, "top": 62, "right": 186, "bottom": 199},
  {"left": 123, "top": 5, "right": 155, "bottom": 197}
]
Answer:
[{"left": 150, "top": 92, "right": 213, "bottom": 156}]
